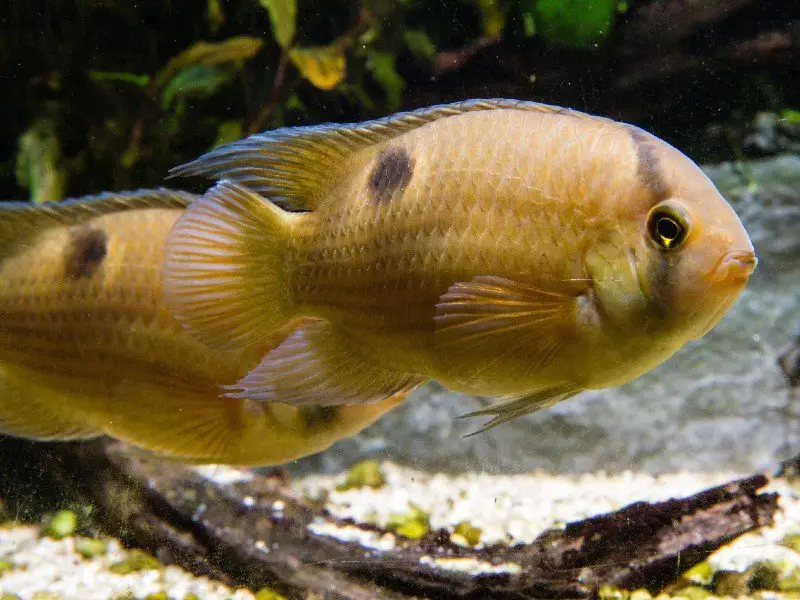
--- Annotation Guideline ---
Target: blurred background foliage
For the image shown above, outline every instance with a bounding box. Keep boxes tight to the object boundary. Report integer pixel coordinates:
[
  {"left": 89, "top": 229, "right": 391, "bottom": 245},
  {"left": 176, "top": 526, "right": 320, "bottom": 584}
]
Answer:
[{"left": 1, "top": 0, "right": 797, "bottom": 202}]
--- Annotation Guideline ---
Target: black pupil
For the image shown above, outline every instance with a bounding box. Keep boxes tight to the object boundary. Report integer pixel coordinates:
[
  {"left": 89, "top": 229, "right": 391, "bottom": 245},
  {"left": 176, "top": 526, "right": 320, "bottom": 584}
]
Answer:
[{"left": 656, "top": 216, "right": 680, "bottom": 241}]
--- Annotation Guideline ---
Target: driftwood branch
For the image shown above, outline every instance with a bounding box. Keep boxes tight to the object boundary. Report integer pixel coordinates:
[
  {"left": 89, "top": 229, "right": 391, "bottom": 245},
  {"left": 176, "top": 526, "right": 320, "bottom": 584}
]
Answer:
[{"left": 0, "top": 436, "right": 778, "bottom": 599}]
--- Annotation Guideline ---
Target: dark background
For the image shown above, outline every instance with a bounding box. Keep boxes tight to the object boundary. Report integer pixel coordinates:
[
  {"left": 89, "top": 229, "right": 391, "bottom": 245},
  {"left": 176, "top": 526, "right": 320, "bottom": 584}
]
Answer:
[{"left": 2, "top": 0, "right": 798, "bottom": 201}]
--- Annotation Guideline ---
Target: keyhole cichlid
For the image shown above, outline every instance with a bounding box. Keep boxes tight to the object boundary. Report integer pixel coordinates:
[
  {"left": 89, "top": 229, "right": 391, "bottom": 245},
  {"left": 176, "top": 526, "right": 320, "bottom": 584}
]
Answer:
[
  {"left": 163, "top": 99, "right": 757, "bottom": 434},
  {"left": 0, "top": 190, "right": 405, "bottom": 464}
]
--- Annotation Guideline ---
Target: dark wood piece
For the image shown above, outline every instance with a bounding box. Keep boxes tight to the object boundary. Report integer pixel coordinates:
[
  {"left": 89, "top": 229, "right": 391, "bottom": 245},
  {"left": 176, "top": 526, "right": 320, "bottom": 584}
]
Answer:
[{"left": 0, "top": 436, "right": 778, "bottom": 599}]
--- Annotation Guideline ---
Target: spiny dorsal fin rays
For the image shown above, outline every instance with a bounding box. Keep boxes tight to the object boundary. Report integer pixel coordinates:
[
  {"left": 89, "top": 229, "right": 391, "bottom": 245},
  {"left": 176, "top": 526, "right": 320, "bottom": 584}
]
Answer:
[
  {"left": 167, "top": 99, "right": 596, "bottom": 212},
  {"left": 459, "top": 384, "right": 580, "bottom": 437},
  {"left": 0, "top": 188, "right": 196, "bottom": 260},
  {"left": 162, "top": 180, "right": 294, "bottom": 351}
]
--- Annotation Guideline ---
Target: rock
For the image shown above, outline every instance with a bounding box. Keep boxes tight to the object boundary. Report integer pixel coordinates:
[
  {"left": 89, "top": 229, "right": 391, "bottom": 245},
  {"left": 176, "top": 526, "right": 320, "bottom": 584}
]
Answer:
[
  {"left": 744, "top": 113, "right": 800, "bottom": 157},
  {"left": 293, "top": 154, "right": 800, "bottom": 475}
]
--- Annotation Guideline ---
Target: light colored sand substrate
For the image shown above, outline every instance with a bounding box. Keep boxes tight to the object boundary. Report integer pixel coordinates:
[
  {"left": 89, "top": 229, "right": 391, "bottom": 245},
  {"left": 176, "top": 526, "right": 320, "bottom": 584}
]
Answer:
[{"left": 3, "top": 464, "right": 800, "bottom": 599}]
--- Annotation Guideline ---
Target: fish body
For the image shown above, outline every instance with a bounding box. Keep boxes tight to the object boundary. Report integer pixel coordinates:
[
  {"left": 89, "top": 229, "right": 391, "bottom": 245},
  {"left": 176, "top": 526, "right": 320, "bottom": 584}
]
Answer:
[
  {"left": 164, "top": 99, "right": 757, "bottom": 431},
  {"left": 0, "top": 191, "right": 404, "bottom": 463}
]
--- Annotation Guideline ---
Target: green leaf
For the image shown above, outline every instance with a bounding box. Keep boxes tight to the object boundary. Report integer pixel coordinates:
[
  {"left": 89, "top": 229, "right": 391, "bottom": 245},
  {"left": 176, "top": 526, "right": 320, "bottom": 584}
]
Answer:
[
  {"left": 212, "top": 120, "right": 244, "bottom": 149},
  {"left": 14, "top": 120, "right": 66, "bottom": 204},
  {"left": 780, "top": 109, "right": 800, "bottom": 125},
  {"left": 160, "top": 64, "right": 232, "bottom": 109},
  {"left": 476, "top": 0, "right": 505, "bottom": 38},
  {"left": 403, "top": 30, "right": 436, "bottom": 61},
  {"left": 366, "top": 51, "right": 405, "bottom": 110},
  {"left": 89, "top": 71, "right": 150, "bottom": 88},
  {"left": 207, "top": 0, "right": 224, "bottom": 33},
  {"left": 155, "top": 36, "right": 264, "bottom": 87},
  {"left": 289, "top": 44, "right": 346, "bottom": 90},
  {"left": 284, "top": 92, "right": 307, "bottom": 114},
  {"left": 535, "top": 0, "right": 617, "bottom": 48},
  {"left": 259, "top": 0, "right": 297, "bottom": 49}
]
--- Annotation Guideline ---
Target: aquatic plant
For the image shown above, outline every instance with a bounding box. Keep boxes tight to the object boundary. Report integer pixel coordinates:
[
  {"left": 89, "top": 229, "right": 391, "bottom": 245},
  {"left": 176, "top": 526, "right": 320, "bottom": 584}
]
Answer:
[{"left": 3, "top": 0, "right": 795, "bottom": 200}]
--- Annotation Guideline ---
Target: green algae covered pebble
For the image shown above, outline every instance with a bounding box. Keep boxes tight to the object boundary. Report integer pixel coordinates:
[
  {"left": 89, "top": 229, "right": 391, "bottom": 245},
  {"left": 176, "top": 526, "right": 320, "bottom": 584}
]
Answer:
[
  {"left": 1, "top": 594, "right": 22, "bottom": 600},
  {"left": 747, "top": 560, "right": 783, "bottom": 591},
  {"left": 629, "top": 590, "right": 652, "bottom": 600},
  {"left": 32, "top": 593, "right": 62, "bottom": 600},
  {"left": 782, "top": 534, "right": 800, "bottom": 554},
  {"left": 452, "top": 521, "right": 482, "bottom": 546},
  {"left": 109, "top": 549, "right": 161, "bottom": 574},
  {"left": 387, "top": 506, "right": 430, "bottom": 540},
  {"left": 684, "top": 561, "right": 714, "bottom": 586},
  {"left": 74, "top": 538, "right": 108, "bottom": 558},
  {"left": 336, "top": 460, "right": 386, "bottom": 491},
  {"left": 143, "top": 593, "right": 168, "bottom": 600},
  {"left": 182, "top": 594, "right": 201, "bottom": 600},
  {"left": 780, "top": 569, "right": 800, "bottom": 592},
  {"left": 254, "top": 588, "right": 289, "bottom": 600},
  {"left": 713, "top": 570, "right": 749, "bottom": 597},
  {"left": 599, "top": 585, "right": 628, "bottom": 600},
  {"left": 44, "top": 509, "right": 77, "bottom": 539},
  {"left": 0, "top": 559, "right": 13, "bottom": 574},
  {"left": 394, "top": 519, "right": 428, "bottom": 540}
]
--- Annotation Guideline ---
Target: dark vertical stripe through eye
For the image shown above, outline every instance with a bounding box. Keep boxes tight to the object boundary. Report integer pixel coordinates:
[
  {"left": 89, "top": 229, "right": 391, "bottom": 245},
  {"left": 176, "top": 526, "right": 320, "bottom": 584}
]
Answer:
[{"left": 628, "top": 127, "right": 669, "bottom": 202}]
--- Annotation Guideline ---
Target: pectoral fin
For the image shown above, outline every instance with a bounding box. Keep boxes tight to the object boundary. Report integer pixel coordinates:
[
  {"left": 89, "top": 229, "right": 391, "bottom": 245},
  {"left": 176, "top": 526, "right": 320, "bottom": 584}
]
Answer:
[
  {"left": 225, "top": 321, "right": 425, "bottom": 406},
  {"left": 435, "top": 275, "right": 585, "bottom": 376},
  {"left": 460, "top": 384, "right": 580, "bottom": 436}
]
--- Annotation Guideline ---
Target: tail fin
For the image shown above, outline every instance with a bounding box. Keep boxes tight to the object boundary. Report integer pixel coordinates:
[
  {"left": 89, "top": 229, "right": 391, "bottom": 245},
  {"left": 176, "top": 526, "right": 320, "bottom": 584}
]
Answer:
[{"left": 163, "top": 180, "right": 296, "bottom": 351}]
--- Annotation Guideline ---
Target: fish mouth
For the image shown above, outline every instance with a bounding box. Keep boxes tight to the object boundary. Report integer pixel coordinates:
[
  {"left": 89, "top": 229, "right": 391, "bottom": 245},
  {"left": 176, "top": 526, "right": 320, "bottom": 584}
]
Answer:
[{"left": 709, "top": 249, "right": 758, "bottom": 286}]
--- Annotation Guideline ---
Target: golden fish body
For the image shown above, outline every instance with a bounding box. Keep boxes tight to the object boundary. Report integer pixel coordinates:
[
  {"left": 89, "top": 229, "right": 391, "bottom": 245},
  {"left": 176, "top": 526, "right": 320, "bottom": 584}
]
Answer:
[
  {"left": 165, "top": 99, "right": 756, "bottom": 431},
  {"left": 0, "top": 191, "right": 403, "bottom": 463}
]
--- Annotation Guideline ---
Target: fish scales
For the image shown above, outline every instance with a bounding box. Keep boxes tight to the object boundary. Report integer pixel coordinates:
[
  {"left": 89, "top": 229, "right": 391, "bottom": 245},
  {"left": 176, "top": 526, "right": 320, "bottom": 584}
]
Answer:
[
  {"left": 0, "top": 209, "right": 248, "bottom": 386},
  {"left": 288, "top": 111, "right": 624, "bottom": 370},
  {"left": 164, "top": 99, "right": 755, "bottom": 429},
  {"left": 0, "top": 193, "right": 404, "bottom": 464}
]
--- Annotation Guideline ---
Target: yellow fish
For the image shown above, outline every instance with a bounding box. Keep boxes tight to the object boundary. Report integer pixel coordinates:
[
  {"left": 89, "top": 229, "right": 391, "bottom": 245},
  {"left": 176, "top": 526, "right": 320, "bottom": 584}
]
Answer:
[
  {"left": 164, "top": 99, "right": 757, "bottom": 433},
  {"left": 0, "top": 190, "right": 405, "bottom": 464}
]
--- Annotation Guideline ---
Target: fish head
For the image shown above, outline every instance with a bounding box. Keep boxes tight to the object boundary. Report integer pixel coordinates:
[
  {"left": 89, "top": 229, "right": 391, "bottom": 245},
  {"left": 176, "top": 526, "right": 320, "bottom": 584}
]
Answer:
[{"left": 627, "top": 137, "right": 757, "bottom": 341}]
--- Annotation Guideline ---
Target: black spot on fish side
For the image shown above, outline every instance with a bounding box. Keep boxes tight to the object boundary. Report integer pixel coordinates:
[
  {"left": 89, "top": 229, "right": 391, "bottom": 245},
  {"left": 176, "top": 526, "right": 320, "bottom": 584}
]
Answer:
[
  {"left": 628, "top": 127, "right": 669, "bottom": 201},
  {"left": 65, "top": 227, "right": 108, "bottom": 279},
  {"left": 368, "top": 147, "right": 414, "bottom": 202}
]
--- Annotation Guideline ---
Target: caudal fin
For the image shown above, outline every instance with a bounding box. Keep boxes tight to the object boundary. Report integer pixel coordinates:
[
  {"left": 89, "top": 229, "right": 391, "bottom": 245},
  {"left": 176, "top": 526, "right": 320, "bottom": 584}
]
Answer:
[{"left": 163, "top": 180, "right": 295, "bottom": 350}]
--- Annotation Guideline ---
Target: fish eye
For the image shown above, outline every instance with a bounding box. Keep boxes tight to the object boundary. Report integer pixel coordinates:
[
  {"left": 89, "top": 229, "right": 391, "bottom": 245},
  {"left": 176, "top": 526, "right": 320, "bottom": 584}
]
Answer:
[{"left": 647, "top": 202, "right": 690, "bottom": 251}]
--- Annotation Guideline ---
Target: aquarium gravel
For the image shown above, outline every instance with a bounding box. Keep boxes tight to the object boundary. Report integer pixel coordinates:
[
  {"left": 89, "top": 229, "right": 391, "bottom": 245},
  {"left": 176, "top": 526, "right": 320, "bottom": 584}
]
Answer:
[
  {"left": 4, "top": 466, "right": 800, "bottom": 599},
  {"left": 0, "top": 526, "right": 257, "bottom": 600},
  {"left": 296, "top": 463, "right": 771, "bottom": 547}
]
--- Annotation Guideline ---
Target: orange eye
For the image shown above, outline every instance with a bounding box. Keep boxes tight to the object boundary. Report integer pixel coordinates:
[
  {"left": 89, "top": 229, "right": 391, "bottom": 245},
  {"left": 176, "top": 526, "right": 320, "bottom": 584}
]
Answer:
[{"left": 647, "top": 204, "right": 689, "bottom": 250}]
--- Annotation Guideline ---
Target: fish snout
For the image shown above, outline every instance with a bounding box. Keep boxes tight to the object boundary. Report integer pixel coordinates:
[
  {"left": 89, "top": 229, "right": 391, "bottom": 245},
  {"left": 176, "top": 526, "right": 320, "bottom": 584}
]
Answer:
[{"left": 711, "top": 249, "right": 758, "bottom": 286}]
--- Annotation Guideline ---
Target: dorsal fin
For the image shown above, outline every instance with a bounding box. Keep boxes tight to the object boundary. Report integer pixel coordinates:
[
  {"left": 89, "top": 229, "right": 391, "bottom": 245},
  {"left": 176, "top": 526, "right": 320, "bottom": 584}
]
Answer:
[
  {"left": 168, "top": 98, "right": 593, "bottom": 211},
  {"left": 0, "top": 188, "right": 197, "bottom": 259}
]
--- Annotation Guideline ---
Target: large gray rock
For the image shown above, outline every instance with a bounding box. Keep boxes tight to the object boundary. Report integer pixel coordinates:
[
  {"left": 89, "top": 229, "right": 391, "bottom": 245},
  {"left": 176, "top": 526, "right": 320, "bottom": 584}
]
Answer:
[{"left": 294, "top": 155, "right": 800, "bottom": 475}]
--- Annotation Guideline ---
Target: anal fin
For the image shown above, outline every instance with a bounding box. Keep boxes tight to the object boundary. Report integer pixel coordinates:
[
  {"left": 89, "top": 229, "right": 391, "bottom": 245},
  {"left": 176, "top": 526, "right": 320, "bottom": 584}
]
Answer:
[
  {"left": 459, "top": 384, "right": 580, "bottom": 436},
  {"left": 225, "top": 321, "right": 425, "bottom": 406}
]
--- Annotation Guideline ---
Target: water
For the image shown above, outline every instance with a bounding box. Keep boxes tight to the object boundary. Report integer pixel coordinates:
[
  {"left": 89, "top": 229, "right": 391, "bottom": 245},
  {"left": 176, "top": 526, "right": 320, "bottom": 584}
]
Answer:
[{"left": 1, "top": 1, "right": 799, "bottom": 598}]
